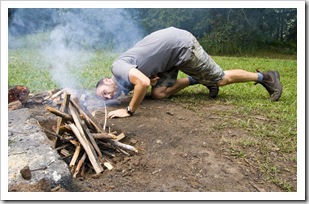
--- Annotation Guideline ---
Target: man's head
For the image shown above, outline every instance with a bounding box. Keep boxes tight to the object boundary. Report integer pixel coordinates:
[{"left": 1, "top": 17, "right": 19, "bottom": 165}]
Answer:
[{"left": 96, "top": 77, "right": 121, "bottom": 100}]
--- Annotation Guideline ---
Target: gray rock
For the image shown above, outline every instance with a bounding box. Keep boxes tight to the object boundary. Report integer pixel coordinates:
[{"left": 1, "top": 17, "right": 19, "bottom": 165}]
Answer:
[{"left": 8, "top": 108, "right": 74, "bottom": 190}]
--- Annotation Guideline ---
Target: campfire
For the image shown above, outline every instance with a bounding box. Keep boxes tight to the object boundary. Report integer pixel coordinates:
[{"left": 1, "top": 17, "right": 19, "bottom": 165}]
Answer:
[{"left": 9, "top": 86, "right": 138, "bottom": 178}]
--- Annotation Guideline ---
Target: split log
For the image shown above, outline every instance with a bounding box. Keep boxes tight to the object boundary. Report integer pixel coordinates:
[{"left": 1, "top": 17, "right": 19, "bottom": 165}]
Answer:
[
  {"left": 97, "top": 141, "right": 117, "bottom": 151},
  {"left": 103, "top": 162, "right": 113, "bottom": 170},
  {"left": 92, "top": 133, "right": 117, "bottom": 140},
  {"left": 44, "top": 92, "right": 139, "bottom": 175},
  {"left": 73, "top": 152, "right": 87, "bottom": 178},
  {"left": 69, "top": 101, "right": 102, "bottom": 158},
  {"left": 101, "top": 150, "right": 115, "bottom": 158},
  {"left": 60, "top": 149, "right": 71, "bottom": 157},
  {"left": 57, "top": 124, "right": 73, "bottom": 135},
  {"left": 70, "top": 145, "right": 81, "bottom": 168},
  {"left": 70, "top": 98, "right": 105, "bottom": 134},
  {"left": 51, "top": 185, "right": 61, "bottom": 192},
  {"left": 80, "top": 120, "right": 103, "bottom": 158},
  {"left": 70, "top": 140, "right": 80, "bottom": 147},
  {"left": 50, "top": 89, "right": 65, "bottom": 100},
  {"left": 68, "top": 105, "right": 103, "bottom": 174},
  {"left": 69, "top": 123, "right": 103, "bottom": 174},
  {"left": 99, "top": 157, "right": 114, "bottom": 170},
  {"left": 115, "top": 133, "right": 126, "bottom": 141},
  {"left": 115, "top": 147, "right": 130, "bottom": 156},
  {"left": 80, "top": 163, "right": 87, "bottom": 178},
  {"left": 103, "top": 101, "right": 107, "bottom": 131},
  {"left": 56, "top": 93, "right": 71, "bottom": 134},
  {"left": 28, "top": 89, "right": 61, "bottom": 102},
  {"left": 55, "top": 144, "right": 70, "bottom": 151},
  {"left": 44, "top": 128, "right": 62, "bottom": 139},
  {"left": 29, "top": 90, "right": 52, "bottom": 101},
  {"left": 107, "top": 139, "right": 138, "bottom": 153},
  {"left": 46, "top": 106, "right": 73, "bottom": 122},
  {"left": 80, "top": 115, "right": 96, "bottom": 132}
]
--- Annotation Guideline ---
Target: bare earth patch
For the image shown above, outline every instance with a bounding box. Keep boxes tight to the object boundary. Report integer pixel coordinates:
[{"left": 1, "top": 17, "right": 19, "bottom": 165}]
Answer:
[{"left": 11, "top": 95, "right": 295, "bottom": 193}]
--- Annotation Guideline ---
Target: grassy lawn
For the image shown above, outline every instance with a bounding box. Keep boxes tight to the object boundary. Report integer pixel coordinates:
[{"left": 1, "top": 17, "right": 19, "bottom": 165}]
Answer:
[
  {"left": 173, "top": 55, "right": 297, "bottom": 191},
  {"left": 8, "top": 48, "right": 297, "bottom": 191}
]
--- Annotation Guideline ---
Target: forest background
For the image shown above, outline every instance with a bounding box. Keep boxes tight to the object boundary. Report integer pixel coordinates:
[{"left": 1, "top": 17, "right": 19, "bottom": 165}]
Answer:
[{"left": 8, "top": 8, "right": 297, "bottom": 56}]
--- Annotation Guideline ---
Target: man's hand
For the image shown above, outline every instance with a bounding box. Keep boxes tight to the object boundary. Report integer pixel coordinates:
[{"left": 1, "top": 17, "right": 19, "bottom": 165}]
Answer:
[
  {"left": 108, "top": 109, "right": 130, "bottom": 118},
  {"left": 150, "top": 76, "right": 160, "bottom": 86}
]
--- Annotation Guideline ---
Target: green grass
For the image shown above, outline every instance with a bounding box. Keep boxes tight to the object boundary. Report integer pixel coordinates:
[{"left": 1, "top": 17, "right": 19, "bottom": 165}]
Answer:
[
  {"left": 172, "top": 55, "right": 297, "bottom": 191},
  {"left": 8, "top": 47, "right": 297, "bottom": 191},
  {"left": 8, "top": 49, "right": 117, "bottom": 92}
]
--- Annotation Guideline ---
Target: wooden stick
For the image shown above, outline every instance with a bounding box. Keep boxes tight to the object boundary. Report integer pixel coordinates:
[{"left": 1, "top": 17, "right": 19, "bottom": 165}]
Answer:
[
  {"left": 101, "top": 150, "right": 115, "bottom": 158},
  {"left": 70, "top": 140, "right": 80, "bottom": 147},
  {"left": 92, "top": 133, "right": 117, "bottom": 140},
  {"left": 70, "top": 98, "right": 106, "bottom": 133},
  {"left": 103, "top": 162, "right": 113, "bottom": 170},
  {"left": 55, "top": 144, "right": 70, "bottom": 151},
  {"left": 107, "top": 139, "right": 138, "bottom": 153},
  {"left": 60, "top": 149, "right": 71, "bottom": 157},
  {"left": 30, "top": 90, "right": 53, "bottom": 100},
  {"left": 50, "top": 89, "right": 64, "bottom": 100},
  {"left": 115, "top": 146, "right": 130, "bottom": 156},
  {"left": 80, "top": 120, "right": 103, "bottom": 158},
  {"left": 56, "top": 93, "right": 70, "bottom": 134},
  {"left": 69, "top": 145, "right": 81, "bottom": 168},
  {"left": 51, "top": 185, "right": 61, "bottom": 192},
  {"left": 99, "top": 157, "right": 113, "bottom": 170},
  {"left": 80, "top": 115, "right": 96, "bottom": 132},
  {"left": 102, "top": 100, "right": 107, "bottom": 131},
  {"left": 115, "top": 133, "right": 126, "bottom": 141},
  {"left": 43, "top": 129, "right": 62, "bottom": 139},
  {"left": 80, "top": 162, "right": 86, "bottom": 178},
  {"left": 46, "top": 106, "right": 73, "bottom": 122},
  {"left": 69, "top": 104, "right": 103, "bottom": 174},
  {"left": 97, "top": 141, "right": 117, "bottom": 150},
  {"left": 69, "top": 123, "right": 103, "bottom": 174},
  {"left": 73, "top": 152, "right": 87, "bottom": 178}
]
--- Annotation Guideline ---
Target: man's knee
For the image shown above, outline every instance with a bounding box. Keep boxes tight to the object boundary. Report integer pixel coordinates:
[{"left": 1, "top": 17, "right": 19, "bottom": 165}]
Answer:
[{"left": 217, "top": 74, "right": 231, "bottom": 86}]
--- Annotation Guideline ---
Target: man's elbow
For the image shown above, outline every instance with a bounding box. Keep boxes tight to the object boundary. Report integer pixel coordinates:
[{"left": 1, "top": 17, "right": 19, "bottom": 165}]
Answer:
[{"left": 140, "top": 78, "right": 151, "bottom": 87}]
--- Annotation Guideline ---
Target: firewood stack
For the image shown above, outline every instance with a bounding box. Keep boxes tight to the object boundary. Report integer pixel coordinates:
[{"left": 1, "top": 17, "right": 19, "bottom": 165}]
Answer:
[{"left": 45, "top": 91, "right": 138, "bottom": 178}]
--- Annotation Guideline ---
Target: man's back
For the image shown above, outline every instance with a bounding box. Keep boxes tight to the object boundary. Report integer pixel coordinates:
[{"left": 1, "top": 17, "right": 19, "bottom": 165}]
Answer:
[{"left": 113, "top": 27, "right": 194, "bottom": 78}]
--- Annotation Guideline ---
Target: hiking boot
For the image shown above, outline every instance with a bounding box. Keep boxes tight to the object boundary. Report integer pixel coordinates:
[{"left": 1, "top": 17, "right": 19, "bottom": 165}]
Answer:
[
  {"left": 206, "top": 84, "right": 219, "bottom": 98},
  {"left": 256, "top": 70, "right": 282, "bottom": 101}
]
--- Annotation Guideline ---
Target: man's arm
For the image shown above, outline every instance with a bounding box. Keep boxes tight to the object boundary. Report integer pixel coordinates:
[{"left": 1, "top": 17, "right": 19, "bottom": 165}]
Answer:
[
  {"left": 127, "top": 68, "right": 150, "bottom": 112},
  {"left": 108, "top": 68, "right": 150, "bottom": 118}
]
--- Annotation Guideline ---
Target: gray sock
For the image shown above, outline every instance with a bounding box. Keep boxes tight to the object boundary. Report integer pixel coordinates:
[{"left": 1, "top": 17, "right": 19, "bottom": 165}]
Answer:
[
  {"left": 257, "top": 72, "right": 264, "bottom": 82},
  {"left": 187, "top": 76, "right": 199, "bottom": 85}
]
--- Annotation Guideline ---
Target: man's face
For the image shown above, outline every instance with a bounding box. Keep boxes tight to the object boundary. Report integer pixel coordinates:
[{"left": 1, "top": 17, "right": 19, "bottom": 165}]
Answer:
[{"left": 96, "top": 78, "right": 119, "bottom": 100}]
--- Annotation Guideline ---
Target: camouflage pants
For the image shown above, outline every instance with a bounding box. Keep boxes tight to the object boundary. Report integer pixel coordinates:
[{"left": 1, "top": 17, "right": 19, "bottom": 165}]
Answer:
[{"left": 155, "top": 35, "right": 224, "bottom": 88}]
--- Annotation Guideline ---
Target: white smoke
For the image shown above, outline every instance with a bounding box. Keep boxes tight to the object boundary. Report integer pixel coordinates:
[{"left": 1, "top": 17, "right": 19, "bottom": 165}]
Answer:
[{"left": 9, "top": 8, "right": 145, "bottom": 89}]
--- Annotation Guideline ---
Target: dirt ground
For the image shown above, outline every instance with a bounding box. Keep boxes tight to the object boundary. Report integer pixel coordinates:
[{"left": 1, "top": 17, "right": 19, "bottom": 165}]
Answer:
[{"left": 11, "top": 94, "right": 289, "bottom": 193}]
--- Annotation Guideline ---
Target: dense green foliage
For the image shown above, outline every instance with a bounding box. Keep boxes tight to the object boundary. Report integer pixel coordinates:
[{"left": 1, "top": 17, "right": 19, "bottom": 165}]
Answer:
[
  {"left": 9, "top": 8, "right": 296, "bottom": 55},
  {"left": 133, "top": 8, "right": 297, "bottom": 55}
]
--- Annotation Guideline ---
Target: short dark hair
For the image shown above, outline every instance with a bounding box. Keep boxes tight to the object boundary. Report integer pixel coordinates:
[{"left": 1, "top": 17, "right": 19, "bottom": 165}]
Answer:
[
  {"left": 96, "top": 77, "right": 111, "bottom": 88},
  {"left": 96, "top": 78, "right": 105, "bottom": 88}
]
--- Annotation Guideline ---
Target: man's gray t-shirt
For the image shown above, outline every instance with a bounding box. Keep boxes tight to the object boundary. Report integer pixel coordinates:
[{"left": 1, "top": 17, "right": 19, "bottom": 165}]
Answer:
[{"left": 111, "top": 27, "right": 194, "bottom": 91}]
